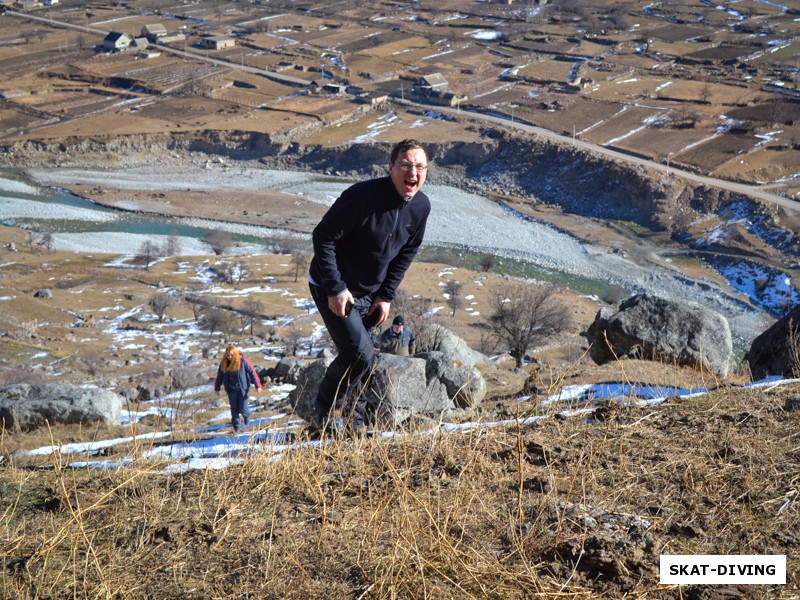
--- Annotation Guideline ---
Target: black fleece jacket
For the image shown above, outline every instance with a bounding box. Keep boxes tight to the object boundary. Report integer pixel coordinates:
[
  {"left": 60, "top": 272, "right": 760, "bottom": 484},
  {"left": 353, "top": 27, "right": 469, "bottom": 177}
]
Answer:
[{"left": 309, "top": 176, "right": 430, "bottom": 301}]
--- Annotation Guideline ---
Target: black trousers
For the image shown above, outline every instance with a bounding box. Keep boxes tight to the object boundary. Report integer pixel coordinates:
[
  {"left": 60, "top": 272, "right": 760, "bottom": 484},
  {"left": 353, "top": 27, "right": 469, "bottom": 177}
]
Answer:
[{"left": 309, "top": 283, "right": 377, "bottom": 419}]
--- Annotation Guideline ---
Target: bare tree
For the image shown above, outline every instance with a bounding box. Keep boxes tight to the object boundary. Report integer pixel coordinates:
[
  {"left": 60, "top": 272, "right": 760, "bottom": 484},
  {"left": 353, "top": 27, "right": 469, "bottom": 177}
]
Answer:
[
  {"left": 162, "top": 230, "right": 181, "bottom": 257},
  {"left": 232, "top": 261, "right": 251, "bottom": 287},
  {"left": 239, "top": 297, "right": 265, "bottom": 335},
  {"left": 443, "top": 279, "right": 463, "bottom": 317},
  {"left": 184, "top": 286, "right": 207, "bottom": 323},
  {"left": 699, "top": 84, "right": 711, "bottom": 104},
  {"left": 203, "top": 228, "right": 234, "bottom": 256},
  {"left": 479, "top": 253, "right": 496, "bottom": 272},
  {"left": 201, "top": 306, "right": 233, "bottom": 335},
  {"left": 281, "top": 322, "right": 305, "bottom": 357},
  {"left": 35, "top": 231, "right": 54, "bottom": 253},
  {"left": 268, "top": 232, "right": 309, "bottom": 256},
  {"left": 487, "top": 283, "right": 571, "bottom": 369},
  {"left": 788, "top": 318, "right": 800, "bottom": 378},
  {"left": 137, "top": 239, "right": 162, "bottom": 270},
  {"left": 607, "top": 5, "right": 629, "bottom": 30},
  {"left": 290, "top": 251, "right": 311, "bottom": 283},
  {"left": 149, "top": 292, "right": 175, "bottom": 322}
]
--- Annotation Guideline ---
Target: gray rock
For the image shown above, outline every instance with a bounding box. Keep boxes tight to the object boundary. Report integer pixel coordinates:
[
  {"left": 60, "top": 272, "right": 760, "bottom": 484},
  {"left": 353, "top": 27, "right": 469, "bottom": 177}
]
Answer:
[
  {"left": 0, "top": 383, "right": 123, "bottom": 430},
  {"left": 747, "top": 304, "right": 800, "bottom": 380},
  {"left": 784, "top": 397, "right": 800, "bottom": 412},
  {"left": 364, "top": 353, "right": 452, "bottom": 426},
  {"left": 288, "top": 356, "right": 334, "bottom": 420},
  {"left": 585, "top": 293, "right": 733, "bottom": 377},
  {"left": 415, "top": 351, "right": 487, "bottom": 408},
  {"left": 289, "top": 351, "right": 487, "bottom": 427},
  {"left": 34, "top": 288, "right": 52, "bottom": 299},
  {"left": 273, "top": 357, "right": 306, "bottom": 383},
  {"left": 425, "top": 324, "right": 487, "bottom": 367}
]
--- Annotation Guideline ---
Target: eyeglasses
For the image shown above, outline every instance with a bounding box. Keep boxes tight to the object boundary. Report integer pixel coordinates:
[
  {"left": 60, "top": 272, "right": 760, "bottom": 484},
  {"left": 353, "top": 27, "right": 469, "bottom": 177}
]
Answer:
[{"left": 397, "top": 161, "right": 428, "bottom": 172}]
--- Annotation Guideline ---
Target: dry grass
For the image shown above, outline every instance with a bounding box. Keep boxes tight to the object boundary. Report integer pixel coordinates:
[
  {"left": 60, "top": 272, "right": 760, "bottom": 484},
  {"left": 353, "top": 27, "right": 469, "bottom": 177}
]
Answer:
[{"left": 1, "top": 375, "right": 798, "bottom": 599}]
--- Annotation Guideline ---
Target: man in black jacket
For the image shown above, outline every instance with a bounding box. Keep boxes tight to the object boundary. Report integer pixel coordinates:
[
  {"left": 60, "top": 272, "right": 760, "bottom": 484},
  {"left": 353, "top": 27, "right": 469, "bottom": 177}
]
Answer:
[{"left": 307, "top": 139, "right": 431, "bottom": 435}]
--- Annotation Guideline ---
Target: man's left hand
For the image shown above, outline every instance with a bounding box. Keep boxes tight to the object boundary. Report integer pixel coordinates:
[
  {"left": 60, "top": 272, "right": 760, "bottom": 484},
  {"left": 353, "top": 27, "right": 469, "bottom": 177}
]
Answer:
[{"left": 367, "top": 296, "right": 390, "bottom": 327}]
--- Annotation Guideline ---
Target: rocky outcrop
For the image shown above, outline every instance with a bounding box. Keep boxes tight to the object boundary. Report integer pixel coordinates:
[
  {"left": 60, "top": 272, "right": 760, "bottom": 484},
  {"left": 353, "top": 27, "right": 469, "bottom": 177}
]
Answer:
[
  {"left": 746, "top": 304, "right": 800, "bottom": 380},
  {"left": 0, "top": 383, "right": 123, "bottom": 431},
  {"left": 585, "top": 293, "right": 733, "bottom": 377}
]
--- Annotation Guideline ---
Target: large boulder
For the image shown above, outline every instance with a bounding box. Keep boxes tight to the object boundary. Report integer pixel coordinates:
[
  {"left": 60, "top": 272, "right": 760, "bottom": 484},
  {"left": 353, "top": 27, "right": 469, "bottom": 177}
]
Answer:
[
  {"left": 416, "top": 351, "right": 487, "bottom": 408},
  {"left": 362, "top": 354, "right": 453, "bottom": 426},
  {"left": 585, "top": 293, "right": 733, "bottom": 377},
  {"left": 288, "top": 356, "right": 334, "bottom": 421},
  {"left": 747, "top": 304, "right": 800, "bottom": 380},
  {"left": 0, "top": 383, "right": 123, "bottom": 431},
  {"left": 289, "top": 352, "right": 487, "bottom": 427},
  {"left": 272, "top": 357, "right": 307, "bottom": 384},
  {"left": 425, "top": 323, "right": 487, "bottom": 367}
]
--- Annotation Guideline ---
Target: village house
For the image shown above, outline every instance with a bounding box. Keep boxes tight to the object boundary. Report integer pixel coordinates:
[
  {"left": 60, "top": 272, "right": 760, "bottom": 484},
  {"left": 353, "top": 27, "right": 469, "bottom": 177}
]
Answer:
[
  {"left": 324, "top": 82, "right": 347, "bottom": 95},
  {"left": 102, "top": 31, "right": 132, "bottom": 52},
  {"left": 141, "top": 23, "right": 167, "bottom": 43},
  {"left": 200, "top": 35, "right": 235, "bottom": 50},
  {"left": 427, "top": 91, "right": 468, "bottom": 108},
  {"left": 131, "top": 37, "right": 150, "bottom": 50},
  {"left": 356, "top": 91, "right": 389, "bottom": 108},
  {"left": 414, "top": 73, "right": 449, "bottom": 95}
]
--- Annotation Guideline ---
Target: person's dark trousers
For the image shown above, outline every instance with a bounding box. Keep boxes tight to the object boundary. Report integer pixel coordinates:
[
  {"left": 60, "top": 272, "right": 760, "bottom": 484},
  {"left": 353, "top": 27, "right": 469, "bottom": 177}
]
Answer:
[
  {"left": 227, "top": 389, "right": 250, "bottom": 431},
  {"left": 310, "top": 283, "right": 377, "bottom": 425}
]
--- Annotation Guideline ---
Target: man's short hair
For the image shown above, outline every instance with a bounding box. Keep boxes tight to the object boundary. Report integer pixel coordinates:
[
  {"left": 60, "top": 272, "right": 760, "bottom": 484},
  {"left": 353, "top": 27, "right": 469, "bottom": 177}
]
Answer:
[{"left": 390, "top": 139, "right": 427, "bottom": 164}]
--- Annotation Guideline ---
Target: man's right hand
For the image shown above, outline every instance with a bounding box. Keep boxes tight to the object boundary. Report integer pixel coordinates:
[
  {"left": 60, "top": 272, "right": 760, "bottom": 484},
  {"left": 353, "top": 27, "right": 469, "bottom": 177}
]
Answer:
[{"left": 328, "top": 290, "right": 355, "bottom": 317}]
